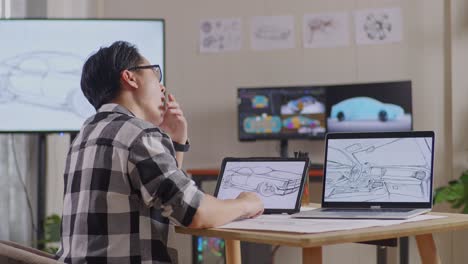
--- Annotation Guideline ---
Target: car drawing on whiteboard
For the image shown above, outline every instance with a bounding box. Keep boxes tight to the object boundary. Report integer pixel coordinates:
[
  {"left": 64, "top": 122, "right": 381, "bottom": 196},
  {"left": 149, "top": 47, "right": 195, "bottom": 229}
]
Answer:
[
  {"left": 330, "top": 97, "right": 404, "bottom": 122},
  {"left": 0, "top": 51, "right": 94, "bottom": 118},
  {"left": 222, "top": 166, "right": 302, "bottom": 197}
]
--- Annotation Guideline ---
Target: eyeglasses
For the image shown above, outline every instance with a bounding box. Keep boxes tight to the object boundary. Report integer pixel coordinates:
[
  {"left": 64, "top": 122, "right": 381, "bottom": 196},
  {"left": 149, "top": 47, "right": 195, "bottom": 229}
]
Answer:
[{"left": 127, "top": 64, "right": 162, "bottom": 82}]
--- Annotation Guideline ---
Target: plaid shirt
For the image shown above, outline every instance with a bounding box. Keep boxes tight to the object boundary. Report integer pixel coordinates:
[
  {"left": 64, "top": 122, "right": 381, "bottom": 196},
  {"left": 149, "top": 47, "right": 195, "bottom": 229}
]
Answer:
[{"left": 56, "top": 103, "right": 204, "bottom": 264}]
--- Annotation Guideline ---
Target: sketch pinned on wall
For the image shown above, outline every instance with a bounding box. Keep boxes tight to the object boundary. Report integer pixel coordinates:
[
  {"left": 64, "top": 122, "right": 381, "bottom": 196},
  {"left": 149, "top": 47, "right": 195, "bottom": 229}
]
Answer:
[
  {"left": 303, "top": 12, "right": 350, "bottom": 48},
  {"left": 251, "top": 16, "right": 295, "bottom": 50},
  {"left": 199, "top": 18, "right": 242, "bottom": 53},
  {"left": 354, "top": 7, "right": 403, "bottom": 45}
]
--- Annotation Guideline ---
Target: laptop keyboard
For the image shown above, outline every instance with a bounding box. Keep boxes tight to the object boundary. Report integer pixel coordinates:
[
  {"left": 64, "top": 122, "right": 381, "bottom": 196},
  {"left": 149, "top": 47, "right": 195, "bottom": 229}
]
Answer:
[{"left": 321, "top": 208, "right": 413, "bottom": 213}]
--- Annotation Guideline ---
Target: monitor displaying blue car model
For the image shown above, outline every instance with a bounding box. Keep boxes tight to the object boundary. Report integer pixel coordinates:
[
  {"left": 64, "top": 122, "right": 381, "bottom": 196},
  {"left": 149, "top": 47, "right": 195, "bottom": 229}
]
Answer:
[
  {"left": 238, "top": 86, "right": 327, "bottom": 140},
  {"left": 325, "top": 81, "right": 412, "bottom": 132}
]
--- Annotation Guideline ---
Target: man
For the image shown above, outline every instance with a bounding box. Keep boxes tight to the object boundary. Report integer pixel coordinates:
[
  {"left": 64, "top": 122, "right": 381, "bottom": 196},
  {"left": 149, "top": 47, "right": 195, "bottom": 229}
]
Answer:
[{"left": 56, "top": 41, "right": 264, "bottom": 264}]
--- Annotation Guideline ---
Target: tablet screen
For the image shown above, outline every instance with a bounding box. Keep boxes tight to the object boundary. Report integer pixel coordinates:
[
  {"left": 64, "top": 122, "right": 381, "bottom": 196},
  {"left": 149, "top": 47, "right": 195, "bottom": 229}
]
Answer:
[{"left": 215, "top": 159, "right": 309, "bottom": 213}]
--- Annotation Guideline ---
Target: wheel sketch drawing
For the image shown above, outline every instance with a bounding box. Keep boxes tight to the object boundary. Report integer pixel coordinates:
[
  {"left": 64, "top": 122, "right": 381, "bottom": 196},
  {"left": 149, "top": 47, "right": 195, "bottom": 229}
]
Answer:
[
  {"left": 257, "top": 182, "right": 276, "bottom": 197},
  {"left": 222, "top": 166, "right": 302, "bottom": 197},
  {"left": 363, "top": 13, "right": 392, "bottom": 40},
  {"left": 0, "top": 51, "right": 94, "bottom": 118},
  {"left": 325, "top": 138, "right": 432, "bottom": 202}
]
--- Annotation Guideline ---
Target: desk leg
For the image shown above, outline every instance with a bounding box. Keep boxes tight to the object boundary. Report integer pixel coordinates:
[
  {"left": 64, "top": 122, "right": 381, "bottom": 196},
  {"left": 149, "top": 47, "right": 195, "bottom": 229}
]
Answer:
[
  {"left": 415, "top": 234, "right": 441, "bottom": 264},
  {"left": 225, "top": 240, "right": 241, "bottom": 264},
  {"left": 303, "top": 247, "right": 322, "bottom": 264}
]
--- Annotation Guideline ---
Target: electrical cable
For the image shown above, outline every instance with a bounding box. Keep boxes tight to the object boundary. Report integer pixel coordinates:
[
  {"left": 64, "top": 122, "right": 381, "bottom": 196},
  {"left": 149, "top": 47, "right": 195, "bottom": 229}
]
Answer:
[
  {"left": 10, "top": 134, "right": 38, "bottom": 233},
  {"left": 270, "top": 245, "right": 281, "bottom": 264}
]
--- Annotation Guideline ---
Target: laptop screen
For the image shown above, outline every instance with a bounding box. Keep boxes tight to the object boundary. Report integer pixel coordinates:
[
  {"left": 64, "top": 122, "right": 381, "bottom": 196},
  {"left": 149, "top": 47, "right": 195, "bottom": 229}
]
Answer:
[
  {"left": 215, "top": 158, "right": 309, "bottom": 213},
  {"left": 324, "top": 133, "right": 434, "bottom": 204}
]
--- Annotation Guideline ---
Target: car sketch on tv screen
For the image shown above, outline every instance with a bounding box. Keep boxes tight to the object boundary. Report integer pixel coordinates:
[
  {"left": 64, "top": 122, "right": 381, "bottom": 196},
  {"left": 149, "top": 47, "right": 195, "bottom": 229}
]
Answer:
[{"left": 0, "top": 19, "right": 164, "bottom": 132}]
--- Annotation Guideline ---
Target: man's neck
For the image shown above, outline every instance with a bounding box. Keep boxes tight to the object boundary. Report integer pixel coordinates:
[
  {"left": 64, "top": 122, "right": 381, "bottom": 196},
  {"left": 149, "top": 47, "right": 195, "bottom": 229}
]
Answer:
[{"left": 110, "top": 98, "right": 153, "bottom": 124}]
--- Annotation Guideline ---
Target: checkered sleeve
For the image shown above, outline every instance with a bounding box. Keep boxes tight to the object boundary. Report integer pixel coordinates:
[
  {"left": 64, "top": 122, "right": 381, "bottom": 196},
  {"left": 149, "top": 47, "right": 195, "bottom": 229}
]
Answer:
[{"left": 127, "top": 129, "right": 204, "bottom": 226}]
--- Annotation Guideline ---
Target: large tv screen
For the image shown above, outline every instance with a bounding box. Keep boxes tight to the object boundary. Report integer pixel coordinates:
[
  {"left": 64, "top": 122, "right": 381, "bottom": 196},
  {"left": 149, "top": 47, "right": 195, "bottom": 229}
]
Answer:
[
  {"left": 238, "top": 86, "right": 327, "bottom": 141},
  {"left": 325, "top": 81, "right": 412, "bottom": 132},
  {"left": 0, "top": 19, "right": 165, "bottom": 132}
]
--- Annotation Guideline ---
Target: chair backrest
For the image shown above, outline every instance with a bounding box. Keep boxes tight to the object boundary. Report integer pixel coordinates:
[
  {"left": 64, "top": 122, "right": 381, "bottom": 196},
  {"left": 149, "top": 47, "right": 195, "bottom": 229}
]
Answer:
[{"left": 0, "top": 240, "right": 60, "bottom": 264}]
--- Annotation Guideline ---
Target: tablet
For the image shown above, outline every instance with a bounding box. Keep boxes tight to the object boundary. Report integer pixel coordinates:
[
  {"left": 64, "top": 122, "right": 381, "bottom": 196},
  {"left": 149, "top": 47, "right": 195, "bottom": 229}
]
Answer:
[{"left": 214, "top": 157, "right": 310, "bottom": 214}]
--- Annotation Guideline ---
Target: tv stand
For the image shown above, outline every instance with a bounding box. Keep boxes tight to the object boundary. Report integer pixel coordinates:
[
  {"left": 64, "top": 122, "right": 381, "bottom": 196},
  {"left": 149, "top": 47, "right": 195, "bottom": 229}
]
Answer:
[{"left": 280, "top": 139, "right": 288, "bottom": 158}]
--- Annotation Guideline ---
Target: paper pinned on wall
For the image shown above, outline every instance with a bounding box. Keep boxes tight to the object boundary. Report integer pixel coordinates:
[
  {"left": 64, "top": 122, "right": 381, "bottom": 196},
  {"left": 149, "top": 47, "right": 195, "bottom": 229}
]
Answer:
[
  {"left": 303, "top": 12, "right": 351, "bottom": 48},
  {"left": 199, "top": 18, "right": 242, "bottom": 53},
  {"left": 251, "top": 16, "right": 295, "bottom": 50},
  {"left": 354, "top": 7, "right": 403, "bottom": 45}
]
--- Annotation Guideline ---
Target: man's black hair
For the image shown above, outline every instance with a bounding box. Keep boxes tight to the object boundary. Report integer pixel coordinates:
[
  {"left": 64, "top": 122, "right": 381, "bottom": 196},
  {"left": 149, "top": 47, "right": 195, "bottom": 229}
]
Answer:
[{"left": 81, "top": 41, "right": 142, "bottom": 109}]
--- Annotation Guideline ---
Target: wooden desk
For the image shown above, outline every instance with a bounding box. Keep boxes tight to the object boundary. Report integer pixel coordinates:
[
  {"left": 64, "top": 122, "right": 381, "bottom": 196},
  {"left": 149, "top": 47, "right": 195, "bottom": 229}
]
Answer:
[
  {"left": 186, "top": 168, "right": 324, "bottom": 263},
  {"left": 176, "top": 211, "right": 468, "bottom": 264}
]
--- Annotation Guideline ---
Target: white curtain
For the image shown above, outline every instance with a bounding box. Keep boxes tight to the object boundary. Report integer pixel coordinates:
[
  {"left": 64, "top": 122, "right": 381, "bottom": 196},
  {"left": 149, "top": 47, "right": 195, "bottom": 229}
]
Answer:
[
  {"left": 0, "top": 134, "right": 39, "bottom": 246},
  {"left": 0, "top": 0, "right": 41, "bottom": 247}
]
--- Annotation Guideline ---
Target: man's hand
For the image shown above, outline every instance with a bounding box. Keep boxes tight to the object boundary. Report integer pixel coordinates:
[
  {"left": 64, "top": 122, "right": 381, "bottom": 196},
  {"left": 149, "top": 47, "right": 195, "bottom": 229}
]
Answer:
[
  {"left": 160, "top": 94, "right": 188, "bottom": 144},
  {"left": 236, "top": 192, "right": 264, "bottom": 219},
  {"left": 189, "top": 192, "right": 264, "bottom": 228}
]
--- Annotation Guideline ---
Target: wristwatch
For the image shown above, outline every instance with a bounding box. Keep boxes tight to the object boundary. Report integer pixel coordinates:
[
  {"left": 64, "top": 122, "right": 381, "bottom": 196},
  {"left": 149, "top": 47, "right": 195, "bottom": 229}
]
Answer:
[{"left": 173, "top": 140, "right": 190, "bottom": 152}]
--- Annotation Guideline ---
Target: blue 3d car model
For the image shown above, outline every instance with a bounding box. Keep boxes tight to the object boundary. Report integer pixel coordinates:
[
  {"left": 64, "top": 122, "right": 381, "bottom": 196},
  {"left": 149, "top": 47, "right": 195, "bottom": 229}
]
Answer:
[{"left": 331, "top": 97, "right": 404, "bottom": 122}]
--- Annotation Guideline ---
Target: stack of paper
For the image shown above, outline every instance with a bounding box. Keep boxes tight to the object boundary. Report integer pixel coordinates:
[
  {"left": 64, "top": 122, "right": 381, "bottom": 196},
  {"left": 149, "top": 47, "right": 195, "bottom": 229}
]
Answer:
[{"left": 219, "top": 214, "right": 445, "bottom": 233}]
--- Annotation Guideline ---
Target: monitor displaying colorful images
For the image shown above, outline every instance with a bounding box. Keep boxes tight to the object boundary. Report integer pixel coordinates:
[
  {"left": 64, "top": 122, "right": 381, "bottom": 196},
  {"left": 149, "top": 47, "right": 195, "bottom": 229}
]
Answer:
[
  {"left": 325, "top": 81, "right": 412, "bottom": 132},
  {"left": 238, "top": 86, "right": 326, "bottom": 140}
]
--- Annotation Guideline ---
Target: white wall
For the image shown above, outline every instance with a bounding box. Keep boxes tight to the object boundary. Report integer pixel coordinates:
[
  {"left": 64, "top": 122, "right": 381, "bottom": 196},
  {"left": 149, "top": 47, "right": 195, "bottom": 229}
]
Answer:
[
  {"left": 450, "top": 0, "right": 468, "bottom": 262},
  {"left": 42, "top": 0, "right": 468, "bottom": 263},
  {"left": 95, "top": 0, "right": 448, "bottom": 174}
]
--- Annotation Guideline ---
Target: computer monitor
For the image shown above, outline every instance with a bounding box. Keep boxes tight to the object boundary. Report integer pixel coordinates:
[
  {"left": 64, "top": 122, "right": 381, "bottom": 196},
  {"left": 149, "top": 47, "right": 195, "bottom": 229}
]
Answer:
[
  {"left": 238, "top": 86, "right": 327, "bottom": 141},
  {"left": 0, "top": 19, "right": 165, "bottom": 133},
  {"left": 325, "top": 81, "right": 412, "bottom": 132}
]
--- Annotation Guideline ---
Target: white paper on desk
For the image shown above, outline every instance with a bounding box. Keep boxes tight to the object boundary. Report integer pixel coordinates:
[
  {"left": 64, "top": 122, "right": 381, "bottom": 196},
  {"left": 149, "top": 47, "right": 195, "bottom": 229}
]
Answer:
[
  {"left": 219, "top": 214, "right": 446, "bottom": 233},
  {"left": 300, "top": 206, "right": 319, "bottom": 212}
]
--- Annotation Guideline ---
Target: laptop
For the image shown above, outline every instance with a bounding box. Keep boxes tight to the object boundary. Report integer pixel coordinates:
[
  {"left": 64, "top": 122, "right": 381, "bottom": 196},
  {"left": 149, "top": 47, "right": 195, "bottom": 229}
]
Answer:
[
  {"left": 214, "top": 157, "right": 310, "bottom": 214},
  {"left": 293, "top": 131, "right": 435, "bottom": 219}
]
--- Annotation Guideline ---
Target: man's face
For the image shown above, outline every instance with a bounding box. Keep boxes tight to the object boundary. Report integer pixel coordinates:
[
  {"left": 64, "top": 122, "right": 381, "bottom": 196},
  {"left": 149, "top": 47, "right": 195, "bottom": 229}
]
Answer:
[{"left": 133, "top": 57, "right": 166, "bottom": 125}]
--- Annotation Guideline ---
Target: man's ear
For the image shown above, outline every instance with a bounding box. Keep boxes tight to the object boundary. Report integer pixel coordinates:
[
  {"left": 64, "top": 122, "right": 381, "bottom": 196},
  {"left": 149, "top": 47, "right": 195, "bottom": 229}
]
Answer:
[{"left": 120, "top": 70, "right": 138, "bottom": 90}]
